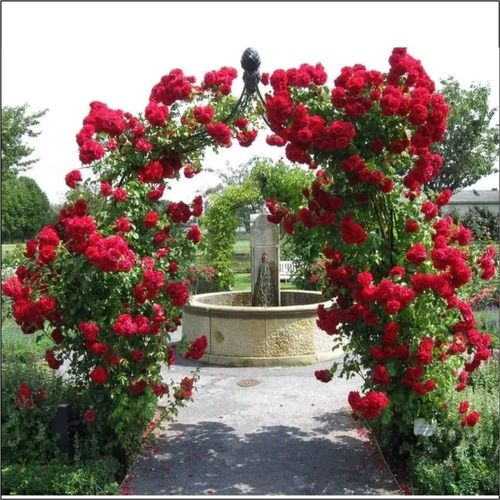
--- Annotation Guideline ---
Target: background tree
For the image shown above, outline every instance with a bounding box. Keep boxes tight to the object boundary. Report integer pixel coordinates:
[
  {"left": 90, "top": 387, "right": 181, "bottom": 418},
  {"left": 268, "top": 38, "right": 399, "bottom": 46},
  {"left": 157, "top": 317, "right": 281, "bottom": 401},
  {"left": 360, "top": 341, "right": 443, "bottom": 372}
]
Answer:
[
  {"left": 1, "top": 176, "right": 51, "bottom": 241},
  {"left": 429, "top": 78, "right": 499, "bottom": 193},
  {"left": 204, "top": 156, "right": 266, "bottom": 232},
  {"left": 2, "top": 105, "right": 48, "bottom": 179}
]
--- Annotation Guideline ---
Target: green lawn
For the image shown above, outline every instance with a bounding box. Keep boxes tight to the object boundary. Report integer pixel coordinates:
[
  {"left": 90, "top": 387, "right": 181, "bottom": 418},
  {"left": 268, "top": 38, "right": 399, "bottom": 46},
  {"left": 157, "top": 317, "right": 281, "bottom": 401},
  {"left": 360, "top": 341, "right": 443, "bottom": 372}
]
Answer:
[
  {"left": 233, "top": 237, "right": 250, "bottom": 254},
  {"left": 2, "top": 244, "right": 22, "bottom": 259},
  {"left": 232, "top": 272, "right": 296, "bottom": 292}
]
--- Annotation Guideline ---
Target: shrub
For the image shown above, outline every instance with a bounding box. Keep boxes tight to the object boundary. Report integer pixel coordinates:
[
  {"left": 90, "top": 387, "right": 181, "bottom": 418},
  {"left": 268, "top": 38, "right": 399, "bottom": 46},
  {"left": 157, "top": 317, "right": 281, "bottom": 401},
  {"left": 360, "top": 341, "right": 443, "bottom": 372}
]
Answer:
[
  {"left": 1, "top": 458, "right": 120, "bottom": 495},
  {"left": 460, "top": 205, "right": 499, "bottom": 241},
  {"left": 408, "top": 360, "right": 499, "bottom": 495},
  {"left": 263, "top": 48, "right": 498, "bottom": 462}
]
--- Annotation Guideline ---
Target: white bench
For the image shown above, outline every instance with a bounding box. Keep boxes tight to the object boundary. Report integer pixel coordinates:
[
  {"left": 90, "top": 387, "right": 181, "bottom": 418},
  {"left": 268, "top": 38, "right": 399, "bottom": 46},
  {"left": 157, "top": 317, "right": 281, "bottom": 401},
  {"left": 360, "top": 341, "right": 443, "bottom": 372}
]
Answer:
[{"left": 279, "top": 260, "right": 295, "bottom": 281}]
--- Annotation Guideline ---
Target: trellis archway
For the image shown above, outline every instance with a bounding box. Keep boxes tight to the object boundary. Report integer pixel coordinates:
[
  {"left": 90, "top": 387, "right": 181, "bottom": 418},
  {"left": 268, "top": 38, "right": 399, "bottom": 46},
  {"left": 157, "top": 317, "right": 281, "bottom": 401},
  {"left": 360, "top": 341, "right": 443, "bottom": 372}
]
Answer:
[{"left": 3, "top": 47, "right": 496, "bottom": 465}]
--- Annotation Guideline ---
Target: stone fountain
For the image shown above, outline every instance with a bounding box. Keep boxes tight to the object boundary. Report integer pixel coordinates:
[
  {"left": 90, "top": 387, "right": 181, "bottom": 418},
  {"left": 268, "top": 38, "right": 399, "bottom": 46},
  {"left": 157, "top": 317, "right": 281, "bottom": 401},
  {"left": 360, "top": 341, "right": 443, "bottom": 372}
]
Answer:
[{"left": 182, "top": 214, "right": 340, "bottom": 366}]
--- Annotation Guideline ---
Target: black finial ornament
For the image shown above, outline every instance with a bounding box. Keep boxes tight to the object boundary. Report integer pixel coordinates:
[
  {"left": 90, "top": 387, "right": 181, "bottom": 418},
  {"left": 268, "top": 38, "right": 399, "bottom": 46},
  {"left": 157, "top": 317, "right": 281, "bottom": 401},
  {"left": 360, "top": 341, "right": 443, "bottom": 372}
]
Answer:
[{"left": 241, "top": 47, "right": 261, "bottom": 92}]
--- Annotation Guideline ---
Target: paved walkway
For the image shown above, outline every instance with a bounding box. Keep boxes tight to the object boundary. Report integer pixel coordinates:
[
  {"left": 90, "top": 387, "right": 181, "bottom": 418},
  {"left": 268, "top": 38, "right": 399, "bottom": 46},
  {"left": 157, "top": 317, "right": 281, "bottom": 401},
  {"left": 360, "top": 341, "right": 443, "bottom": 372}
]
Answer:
[{"left": 123, "top": 357, "right": 401, "bottom": 496}]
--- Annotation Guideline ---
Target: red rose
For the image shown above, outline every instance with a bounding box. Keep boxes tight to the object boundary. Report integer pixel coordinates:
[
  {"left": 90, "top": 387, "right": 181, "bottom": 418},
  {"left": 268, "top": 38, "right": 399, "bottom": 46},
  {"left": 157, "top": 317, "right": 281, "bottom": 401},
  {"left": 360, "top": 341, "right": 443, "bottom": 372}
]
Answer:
[
  {"left": 134, "top": 138, "right": 152, "bottom": 153},
  {"left": 165, "top": 280, "right": 190, "bottom": 308},
  {"left": 51, "top": 330, "right": 64, "bottom": 344},
  {"left": 372, "top": 364, "right": 391, "bottom": 385},
  {"left": 115, "top": 216, "right": 131, "bottom": 233},
  {"left": 193, "top": 105, "right": 215, "bottom": 125},
  {"left": 382, "top": 322, "right": 400, "bottom": 347},
  {"left": 206, "top": 122, "right": 232, "bottom": 147},
  {"left": 184, "top": 335, "right": 208, "bottom": 360},
  {"left": 113, "top": 187, "right": 127, "bottom": 202},
  {"left": 79, "top": 321, "right": 100, "bottom": 342},
  {"left": 187, "top": 224, "right": 202, "bottom": 244},
  {"left": 167, "top": 201, "right": 191, "bottom": 224},
  {"left": 45, "top": 349, "right": 63, "bottom": 370},
  {"left": 458, "top": 401, "right": 469, "bottom": 414},
  {"left": 174, "top": 377, "right": 194, "bottom": 400},
  {"left": 435, "top": 188, "right": 452, "bottom": 207},
  {"left": 100, "top": 181, "right": 112, "bottom": 197},
  {"left": 421, "top": 201, "right": 438, "bottom": 221},
  {"left": 314, "top": 369, "right": 333, "bottom": 383},
  {"left": 65, "top": 169, "right": 82, "bottom": 189},
  {"left": 340, "top": 216, "right": 367, "bottom": 245},
  {"left": 144, "top": 211, "right": 159, "bottom": 229},
  {"left": 89, "top": 342, "right": 109, "bottom": 356},
  {"left": 145, "top": 101, "right": 169, "bottom": 127},
  {"left": 461, "top": 410, "right": 480, "bottom": 427},
  {"left": 131, "top": 349, "right": 144, "bottom": 362},
  {"left": 128, "top": 380, "right": 148, "bottom": 395},
  {"left": 406, "top": 243, "right": 427, "bottom": 265},
  {"left": 151, "top": 383, "right": 169, "bottom": 396},
  {"left": 90, "top": 366, "right": 108, "bottom": 385},
  {"left": 83, "top": 409, "right": 97, "bottom": 423},
  {"left": 405, "top": 219, "right": 420, "bottom": 233}
]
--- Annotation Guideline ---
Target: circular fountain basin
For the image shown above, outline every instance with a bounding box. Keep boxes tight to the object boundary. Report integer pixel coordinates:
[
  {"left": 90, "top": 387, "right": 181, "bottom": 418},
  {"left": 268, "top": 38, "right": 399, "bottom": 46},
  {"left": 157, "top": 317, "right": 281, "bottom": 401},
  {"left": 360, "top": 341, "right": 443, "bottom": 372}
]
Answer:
[{"left": 182, "top": 290, "right": 341, "bottom": 367}]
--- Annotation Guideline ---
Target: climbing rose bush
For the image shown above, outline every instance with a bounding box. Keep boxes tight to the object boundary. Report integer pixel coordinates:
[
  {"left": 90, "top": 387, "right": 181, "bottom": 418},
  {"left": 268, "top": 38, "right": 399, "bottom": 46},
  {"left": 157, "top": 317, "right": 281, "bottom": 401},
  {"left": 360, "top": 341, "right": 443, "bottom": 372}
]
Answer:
[
  {"left": 262, "top": 49, "right": 497, "bottom": 443},
  {"left": 1, "top": 62, "right": 261, "bottom": 460}
]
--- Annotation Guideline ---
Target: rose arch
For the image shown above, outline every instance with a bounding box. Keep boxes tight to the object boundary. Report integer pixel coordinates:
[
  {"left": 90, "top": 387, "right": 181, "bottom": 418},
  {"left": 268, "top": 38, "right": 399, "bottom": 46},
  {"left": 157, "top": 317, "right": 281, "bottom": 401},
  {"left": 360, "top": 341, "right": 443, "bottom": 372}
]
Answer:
[{"left": 3, "top": 47, "right": 497, "bottom": 462}]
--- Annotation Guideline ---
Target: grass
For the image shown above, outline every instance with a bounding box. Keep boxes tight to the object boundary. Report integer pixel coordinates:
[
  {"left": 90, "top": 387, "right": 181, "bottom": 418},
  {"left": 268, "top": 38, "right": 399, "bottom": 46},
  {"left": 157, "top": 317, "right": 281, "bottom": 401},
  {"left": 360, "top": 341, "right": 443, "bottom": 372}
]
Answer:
[
  {"left": 2, "top": 243, "right": 22, "bottom": 259},
  {"left": 232, "top": 272, "right": 297, "bottom": 292},
  {"left": 474, "top": 307, "right": 499, "bottom": 348},
  {"left": 1, "top": 316, "right": 52, "bottom": 364},
  {"left": 233, "top": 237, "right": 250, "bottom": 254}
]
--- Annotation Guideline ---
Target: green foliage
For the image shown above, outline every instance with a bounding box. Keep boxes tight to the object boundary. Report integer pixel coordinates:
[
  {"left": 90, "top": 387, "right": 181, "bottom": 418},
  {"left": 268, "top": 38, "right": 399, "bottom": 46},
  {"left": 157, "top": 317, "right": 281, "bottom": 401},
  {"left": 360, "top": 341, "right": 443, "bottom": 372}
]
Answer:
[
  {"left": 201, "top": 157, "right": 315, "bottom": 290},
  {"left": 460, "top": 206, "right": 499, "bottom": 241},
  {"left": 201, "top": 184, "right": 260, "bottom": 290},
  {"left": 1, "top": 361, "right": 77, "bottom": 464},
  {"left": 474, "top": 308, "right": 499, "bottom": 349},
  {"left": 429, "top": 78, "right": 499, "bottom": 193},
  {"left": 1, "top": 104, "right": 48, "bottom": 177},
  {"left": 408, "top": 361, "right": 499, "bottom": 495},
  {"left": 1, "top": 175, "right": 51, "bottom": 241},
  {"left": 1, "top": 318, "right": 52, "bottom": 363},
  {"left": 1, "top": 459, "right": 120, "bottom": 495}
]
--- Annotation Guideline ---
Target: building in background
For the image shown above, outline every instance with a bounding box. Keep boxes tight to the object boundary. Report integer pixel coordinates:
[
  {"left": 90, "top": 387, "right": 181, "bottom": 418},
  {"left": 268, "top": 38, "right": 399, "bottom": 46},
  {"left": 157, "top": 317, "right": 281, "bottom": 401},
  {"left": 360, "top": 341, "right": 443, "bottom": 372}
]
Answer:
[{"left": 442, "top": 189, "right": 499, "bottom": 216}]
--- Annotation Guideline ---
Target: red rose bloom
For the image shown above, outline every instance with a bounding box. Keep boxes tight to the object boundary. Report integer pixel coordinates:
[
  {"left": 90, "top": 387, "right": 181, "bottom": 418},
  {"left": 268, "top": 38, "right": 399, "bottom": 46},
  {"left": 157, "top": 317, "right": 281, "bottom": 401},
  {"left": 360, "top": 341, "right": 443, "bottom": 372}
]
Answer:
[
  {"left": 340, "top": 216, "right": 367, "bottom": 245},
  {"left": 144, "top": 211, "right": 159, "bottom": 229},
  {"left": 90, "top": 366, "right": 108, "bottom": 385},
  {"left": 131, "top": 349, "right": 145, "bottom": 362},
  {"left": 405, "top": 219, "right": 420, "bottom": 233},
  {"left": 184, "top": 335, "right": 208, "bottom": 360},
  {"left": 206, "top": 122, "right": 232, "bottom": 147},
  {"left": 83, "top": 409, "right": 97, "bottom": 423},
  {"left": 373, "top": 364, "right": 391, "bottom": 385},
  {"left": 65, "top": 169, "right": 82, "bottom": 189},
  {"left": 187, "top": 224, "right": 202, "bottom": 244},
  {"left": 406, "top": 243, "right": 427, "bottom": 265},
  {"left": 145, "top": 101, "right": 169, "bottom": 127},
  {"left": 435, "top": 188, "right": 452, "bottom": 207},
  {"left": 113, "top": 187, "right": 127, "bottom": 202},
  {"left": 151, "top": 383, "right": 169, "bottom": 396},
  {"left": 193, "top": 105, "right": 215, "bottom": 125},
  {"left": 115, "top": 216, "right": 131, "bottom": 233},
  {"left": 458, "top": 401, "right": 469, "bottom": 414},
  {"left": 315, "top": 369, "right": 333, "bottom": 383},
  {"left": 461, "top": 411, "right": 480, "bottom": 427},
  {"left": 100, "top": 181, "right": 112, "bottom": 197},
  {"left": 165, "top": 280, "right": 190, "bottom": 308},
  {"left": 167, "top": 201, "right": 192, "bottom": 223},
  {"left": 129, "top": 380, "right": 148, "bottom": 395}
]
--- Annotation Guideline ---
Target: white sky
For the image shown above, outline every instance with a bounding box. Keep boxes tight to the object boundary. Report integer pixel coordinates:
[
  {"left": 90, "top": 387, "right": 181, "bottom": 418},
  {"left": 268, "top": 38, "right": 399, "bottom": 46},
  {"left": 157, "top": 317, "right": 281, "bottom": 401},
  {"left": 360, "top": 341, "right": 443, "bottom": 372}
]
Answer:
[{"left": 2, "top": 1, "right": 499, "bottom": 203}]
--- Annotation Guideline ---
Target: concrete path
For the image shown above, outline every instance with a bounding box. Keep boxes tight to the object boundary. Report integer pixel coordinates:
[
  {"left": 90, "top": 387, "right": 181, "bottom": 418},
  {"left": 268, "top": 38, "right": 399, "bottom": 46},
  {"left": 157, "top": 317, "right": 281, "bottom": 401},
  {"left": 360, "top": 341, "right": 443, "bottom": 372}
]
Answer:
[{"left": 123, "top": 357, "right": 401, "bottom": 496}]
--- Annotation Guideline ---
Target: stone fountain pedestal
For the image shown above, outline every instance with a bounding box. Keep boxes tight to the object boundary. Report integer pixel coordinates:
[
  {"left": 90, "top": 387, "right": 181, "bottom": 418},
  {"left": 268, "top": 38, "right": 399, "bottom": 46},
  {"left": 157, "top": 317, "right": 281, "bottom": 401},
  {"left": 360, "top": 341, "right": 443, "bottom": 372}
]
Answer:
[{"left": 182, "top": 291, "right": 340, "bottom": 367}]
